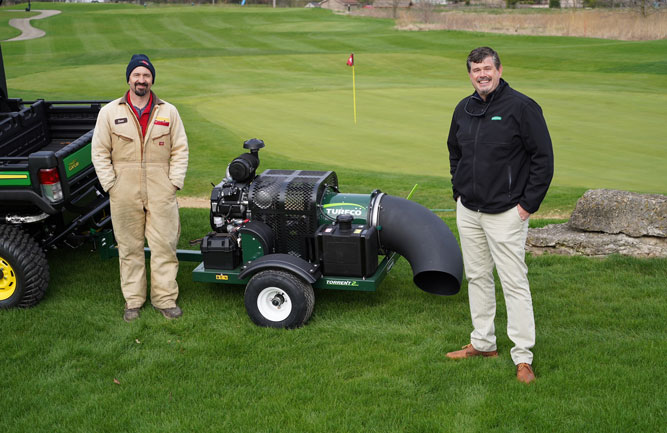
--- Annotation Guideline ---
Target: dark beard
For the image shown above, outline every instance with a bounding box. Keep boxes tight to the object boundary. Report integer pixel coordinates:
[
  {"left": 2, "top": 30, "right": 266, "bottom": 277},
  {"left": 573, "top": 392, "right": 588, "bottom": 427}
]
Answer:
[{"left": 133, "top": 87, "right": 147, "bottom": 97}]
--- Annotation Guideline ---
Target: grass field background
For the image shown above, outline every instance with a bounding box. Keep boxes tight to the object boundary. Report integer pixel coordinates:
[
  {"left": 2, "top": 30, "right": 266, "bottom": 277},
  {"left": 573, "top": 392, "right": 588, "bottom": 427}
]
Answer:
[
  {"left": 1, "top": 3, "right": 666, "bottom": 432},
  {"left": 2, "top": 3, "right": 666, "bottom": 207}
]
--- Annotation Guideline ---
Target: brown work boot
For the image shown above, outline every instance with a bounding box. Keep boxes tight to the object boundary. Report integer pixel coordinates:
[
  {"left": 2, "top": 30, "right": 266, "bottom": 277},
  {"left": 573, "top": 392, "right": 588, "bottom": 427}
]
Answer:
[
  {"left": 154, "top": 305, "right": 183, "bottom": 320},
  {"left": 123, "top": 306, "right": 141, "bottom": 322},
  {"left": 516, "top": 363, "right": 536, "bottom": 384},
  {"left": 446, "top": 343, "right": 498, "bottom": 359}
]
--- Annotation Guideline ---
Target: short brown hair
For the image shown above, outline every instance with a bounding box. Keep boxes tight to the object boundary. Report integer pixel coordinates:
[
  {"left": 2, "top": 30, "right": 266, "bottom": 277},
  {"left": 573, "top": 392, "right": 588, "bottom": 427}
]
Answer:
[{"left": 466, "top": 47, "right": 501, "bottom": 72}]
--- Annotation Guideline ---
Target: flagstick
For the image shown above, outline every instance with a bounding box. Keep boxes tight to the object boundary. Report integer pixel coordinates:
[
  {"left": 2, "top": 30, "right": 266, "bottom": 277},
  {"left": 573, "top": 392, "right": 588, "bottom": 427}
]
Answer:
[{"left": 352, "top": 64, "right": 357, "bottom": 124}]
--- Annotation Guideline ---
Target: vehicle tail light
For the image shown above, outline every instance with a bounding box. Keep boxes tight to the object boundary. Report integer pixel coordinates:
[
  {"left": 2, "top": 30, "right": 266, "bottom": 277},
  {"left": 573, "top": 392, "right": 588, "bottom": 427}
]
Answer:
[{"left": 38, "top": 168, "right": 63, "bottom": 202}]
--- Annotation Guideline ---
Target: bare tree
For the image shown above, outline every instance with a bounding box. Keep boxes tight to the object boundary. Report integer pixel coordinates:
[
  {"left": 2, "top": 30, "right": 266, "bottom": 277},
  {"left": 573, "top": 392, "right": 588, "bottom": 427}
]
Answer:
[
  {"left": 391, "top": 0, "right": 403, "bottom": 19},
  {"left": 632, "top": 0, "right": 657, "bottom": 16},
  {"left": 416, "top": 0, "right": 437, "bottom": 23}
]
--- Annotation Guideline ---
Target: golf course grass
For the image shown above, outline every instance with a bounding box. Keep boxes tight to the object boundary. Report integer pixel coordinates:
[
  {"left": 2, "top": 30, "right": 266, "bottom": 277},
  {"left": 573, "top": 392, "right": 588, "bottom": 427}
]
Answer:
[
  {"left": 2, "top": 3, "right": 665, "bottom": 204},
  {"left": 1, "top": 3, "right": 665, "bottom": 432}
]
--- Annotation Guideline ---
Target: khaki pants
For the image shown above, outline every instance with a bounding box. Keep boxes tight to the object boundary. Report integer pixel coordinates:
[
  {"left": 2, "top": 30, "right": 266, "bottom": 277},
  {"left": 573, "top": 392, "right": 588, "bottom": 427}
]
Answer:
[
  {"left": 456, "top": 199, "right": 535, "bottom": 365},
  {"left": 109, "top": 163, "right": 181, "bottom": 310}
]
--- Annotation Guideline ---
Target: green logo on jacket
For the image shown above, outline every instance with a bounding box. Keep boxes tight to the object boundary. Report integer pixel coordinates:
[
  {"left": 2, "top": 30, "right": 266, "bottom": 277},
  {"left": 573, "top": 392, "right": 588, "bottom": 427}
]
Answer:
[{"left": 491, "top": 116, "right": 502, "bottom": 121}]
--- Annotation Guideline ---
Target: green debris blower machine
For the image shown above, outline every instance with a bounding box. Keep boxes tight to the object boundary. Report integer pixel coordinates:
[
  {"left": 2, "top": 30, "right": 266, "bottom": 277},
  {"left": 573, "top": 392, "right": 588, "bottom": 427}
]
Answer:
[{"left": 99, "top": 139, "right": 463, "bottom": 328}]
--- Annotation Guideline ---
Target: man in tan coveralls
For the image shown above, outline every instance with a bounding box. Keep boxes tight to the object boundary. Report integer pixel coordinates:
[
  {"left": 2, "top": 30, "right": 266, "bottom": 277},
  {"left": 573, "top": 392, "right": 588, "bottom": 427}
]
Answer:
[{"left": 92, "top": 54, "right": 188, "bottom": 322}]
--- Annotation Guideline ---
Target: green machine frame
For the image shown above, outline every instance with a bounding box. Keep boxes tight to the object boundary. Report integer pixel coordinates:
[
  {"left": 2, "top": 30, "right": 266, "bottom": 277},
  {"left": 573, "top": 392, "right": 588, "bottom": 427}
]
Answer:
[{"left": 95, "top": 229, "right": 401, "bottom": 292}]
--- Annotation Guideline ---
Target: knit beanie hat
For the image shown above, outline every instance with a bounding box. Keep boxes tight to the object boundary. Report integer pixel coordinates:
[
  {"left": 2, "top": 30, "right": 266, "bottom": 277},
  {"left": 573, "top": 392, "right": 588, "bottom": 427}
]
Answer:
[{"left": 126, "top": 54, "right": 155, "bottom": 83}]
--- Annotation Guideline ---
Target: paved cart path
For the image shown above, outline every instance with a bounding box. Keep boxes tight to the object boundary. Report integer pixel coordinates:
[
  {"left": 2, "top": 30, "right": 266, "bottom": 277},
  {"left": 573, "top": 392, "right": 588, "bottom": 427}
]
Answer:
[{"left": 4, "top": 9, "right": 61, "bottom": 42}]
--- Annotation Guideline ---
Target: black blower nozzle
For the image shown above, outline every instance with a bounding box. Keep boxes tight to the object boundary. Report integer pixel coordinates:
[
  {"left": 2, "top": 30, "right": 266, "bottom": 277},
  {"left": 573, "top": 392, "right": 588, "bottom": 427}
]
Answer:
[{"left": 377, "top": 195, "right": 463, "bottom": 295}]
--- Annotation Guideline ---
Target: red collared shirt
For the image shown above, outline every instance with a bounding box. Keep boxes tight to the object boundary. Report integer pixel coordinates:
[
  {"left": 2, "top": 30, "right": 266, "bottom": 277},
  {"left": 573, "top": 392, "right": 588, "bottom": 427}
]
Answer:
[{"left": 126, "top": 90, "right": 154, "bottom": 138}]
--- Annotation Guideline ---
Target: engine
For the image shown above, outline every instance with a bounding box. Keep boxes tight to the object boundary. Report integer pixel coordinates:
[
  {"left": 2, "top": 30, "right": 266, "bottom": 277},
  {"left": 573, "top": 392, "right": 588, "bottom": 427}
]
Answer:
[
  {"left": 209, "top": 138, "right": 340, "bottom": 260},
  {"left": 209, "top": 138, "right": 262, "bottom": 234}
]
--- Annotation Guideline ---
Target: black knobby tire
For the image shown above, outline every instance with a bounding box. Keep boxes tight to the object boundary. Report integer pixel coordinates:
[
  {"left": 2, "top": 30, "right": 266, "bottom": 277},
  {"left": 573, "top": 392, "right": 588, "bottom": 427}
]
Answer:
[
  {"left": 244, "top": 269, "right": 315, "bottom": 329},
  {"left": 0, "top": 225, "right": 49, "bottom": 309}
]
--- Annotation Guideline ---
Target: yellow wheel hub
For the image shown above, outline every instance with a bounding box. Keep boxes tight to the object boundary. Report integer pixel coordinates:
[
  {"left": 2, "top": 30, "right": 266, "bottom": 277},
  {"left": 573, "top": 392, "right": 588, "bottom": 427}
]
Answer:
[{"left": 0, "top": 256, "right": 17, "bottom": 301}]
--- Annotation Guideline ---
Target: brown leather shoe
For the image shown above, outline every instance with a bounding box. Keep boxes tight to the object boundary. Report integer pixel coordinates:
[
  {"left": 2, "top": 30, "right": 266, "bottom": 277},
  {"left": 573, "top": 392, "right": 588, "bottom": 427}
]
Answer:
[
  {"left": 154, "top": 305, "right": 183, "bottom": 320},
  {"left": 516, "top": 363, "right": 536, "bottom": 384},
  {"left": 446, "top": 343, "right": 498, "bottom": 359},
  {"left": 123, "top": 307, "right": 141, "bottom": 322}
]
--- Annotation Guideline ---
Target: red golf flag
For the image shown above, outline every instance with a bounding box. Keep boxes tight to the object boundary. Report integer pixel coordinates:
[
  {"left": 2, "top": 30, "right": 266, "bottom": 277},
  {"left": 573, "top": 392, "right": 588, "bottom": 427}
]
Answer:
[{"left": 346, "top": 53, "right": 354, "bottom": 67}]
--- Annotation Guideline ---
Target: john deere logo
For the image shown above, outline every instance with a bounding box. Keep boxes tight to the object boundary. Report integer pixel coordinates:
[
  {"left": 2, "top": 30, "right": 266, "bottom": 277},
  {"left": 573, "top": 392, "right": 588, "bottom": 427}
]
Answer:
[
  {"left": 215, "top": 274, "right": 229, "bottom": 280},
  {"left": 323, "top": 203, "right": 365, "bottom": 217},
  {"left": 68, "top": 159, "right": 80, "bottom": 172}
]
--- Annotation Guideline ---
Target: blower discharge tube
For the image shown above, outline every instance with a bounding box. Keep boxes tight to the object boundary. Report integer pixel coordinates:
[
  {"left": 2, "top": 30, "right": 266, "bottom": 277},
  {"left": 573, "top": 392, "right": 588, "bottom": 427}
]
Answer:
[{"left": 319, "top": 191, "right": 463, "bottom": 296}]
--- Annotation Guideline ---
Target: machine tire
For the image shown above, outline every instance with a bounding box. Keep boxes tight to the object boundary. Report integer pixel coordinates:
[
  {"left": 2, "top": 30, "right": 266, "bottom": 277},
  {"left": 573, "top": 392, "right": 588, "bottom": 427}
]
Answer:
[
  {"left": 0, "top": 225, "right": 49, "bottom": 309},
  {"left": 244, "top": 269, "right": 315, "bottom": 329}
]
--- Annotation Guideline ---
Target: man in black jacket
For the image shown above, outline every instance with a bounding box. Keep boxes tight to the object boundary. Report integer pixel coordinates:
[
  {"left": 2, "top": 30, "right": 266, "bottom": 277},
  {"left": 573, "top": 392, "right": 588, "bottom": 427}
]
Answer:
[{"left": 445, "top": 47, "right": 553, "bottom": 384}]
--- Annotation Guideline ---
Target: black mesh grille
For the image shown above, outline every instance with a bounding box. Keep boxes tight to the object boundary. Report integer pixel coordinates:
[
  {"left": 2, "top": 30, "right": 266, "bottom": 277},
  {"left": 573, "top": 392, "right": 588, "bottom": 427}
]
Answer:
[{"left": 249, "top": 170, "right": 338, "bottom": 259}]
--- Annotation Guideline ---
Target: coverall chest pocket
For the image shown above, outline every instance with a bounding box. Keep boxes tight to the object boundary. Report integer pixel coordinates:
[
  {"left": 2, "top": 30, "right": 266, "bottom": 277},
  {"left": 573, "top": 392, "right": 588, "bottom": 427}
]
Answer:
[
  {"left": 148, "top": 128, "right": 172, "bottom": 162},
  {"left": 111, "top": 126, "right": 138, "bottom": 162}
]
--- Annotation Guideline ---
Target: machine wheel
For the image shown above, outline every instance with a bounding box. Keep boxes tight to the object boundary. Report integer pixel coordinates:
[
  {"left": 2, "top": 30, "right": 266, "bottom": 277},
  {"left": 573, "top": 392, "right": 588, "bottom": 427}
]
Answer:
[
  {"left": 0, "top": 225, "right": 49, "bottom": 309},
  {"left": 244, "top": 269, "right": 315, "bottom": 329}
]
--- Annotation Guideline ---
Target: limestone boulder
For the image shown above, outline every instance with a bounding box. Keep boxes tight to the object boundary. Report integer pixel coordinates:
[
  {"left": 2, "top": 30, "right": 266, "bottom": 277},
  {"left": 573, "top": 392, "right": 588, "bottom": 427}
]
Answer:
[
  {"left": 526, "top": 223, "right": 667, "bottom": 258},
  {"left": 569, "top": 189, "right": 666, "bottom": 238},
  {"left": 526, "top": 189, "right": 667, "bottom": 258}
]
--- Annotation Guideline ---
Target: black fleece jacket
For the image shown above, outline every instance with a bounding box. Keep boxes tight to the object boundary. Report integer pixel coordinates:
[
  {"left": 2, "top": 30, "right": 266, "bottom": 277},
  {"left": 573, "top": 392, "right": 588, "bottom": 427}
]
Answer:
[{"left": 447, "top": 79, "right": 554, "bottom": 214}]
